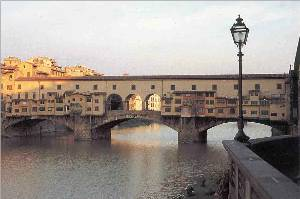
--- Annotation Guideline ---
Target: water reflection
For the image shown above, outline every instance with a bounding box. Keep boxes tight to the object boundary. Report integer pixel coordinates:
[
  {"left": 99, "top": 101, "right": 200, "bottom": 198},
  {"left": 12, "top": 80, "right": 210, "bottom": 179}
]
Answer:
[{"left": 1, "top": 122, "right": 271, "bottom": 199}]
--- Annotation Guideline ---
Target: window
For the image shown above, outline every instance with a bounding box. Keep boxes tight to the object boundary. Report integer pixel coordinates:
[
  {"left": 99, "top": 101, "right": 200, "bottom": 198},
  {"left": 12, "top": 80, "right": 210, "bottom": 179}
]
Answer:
[
  {"left": 175, "top": 99, "right": 181, "bottom": 104},
  {"left": 209, "top": 93, "right": 214, "bottom": 97},
  {"left": 175, "top": 107, "right": 181, "bottom": 112},
  {"left": 244, "top": 100, "right": 249, "bottom": 104},
  {"left": 33, "top": 92, "right": 36, "bottom": 99},
  {"left": 171, "top": 85, "right": 175, "bottom": 90},
  {"left": 261, "top": 110, "right": 269, "bottom": 115},
  {"left": 40, "top": 100, "right": 45, "bottom": 105},
  {"left": 86, "top": 98, "right": 92, "bottom": 102},
  {"left": 251, "top": 101, "right": 258, "bottom": 105},
  {"left": 242, "top": 110, "right": 246, "bottom": 114},
  {"left": 212, "top": 84, "right": 217, "bottom": 90},
  {"left": 32, "top": 107, "right": 37, "bottom": 112},
  {"left": 25, "top": 92, "right": 28, "bottom": 99},
  {"left": 48, "top": 107, "right": 53, "bottom": 112},
  {"left": 164, "top": 99, "right": 171, "bottom": 104},
  {"left": 15, "top": 109, "right": 19, "bottom": 113},
  {"left": 56, "top": 98, "right": 63, "bottom": 103},
  {"left": 208, "top": 108, "right": 214, "bottom": 113},
  {"left": 113, "top": 85, "right": 117, "bottom": 90},
  {"left": 251, "top": 111, "right": 257, "bottom": 115},
  {"left": 18, "top": 93, "right": 21, "bottom": 99},
  {"left": 22, "top": 108, "right": 27, "bottom": 112},
  {"left": 230, "top": 108, "right": 235, "bottom": 114},
  {"left": 57, "top": 85, "right": 62, "bottom": 90},
  {"left": 192, "top": 85, "right": 196, "bottom": 90},
  {"left": 18, "top": 84, "right": 21, "bottom": 89},
  {"left": 9, "top": 75, "right": 13, "bottom": 80},
  {"left": 41, "top": 94, "right": 45, "bottom": 99},
  {"left": 165, "top": 107, "right": 171, "bottom": 112},
  {"left": 131, "top": 85, "right": 136, "bottom": 90},
  {"left": 87, "top": 107, "right": 91, "bottom": 111},
  {"left": 277, "top": 84, "right": 282, "bottom": 89},
  {"left": 72, "top": 98, "right": 75, "bottom": 102},
  {"left": 218, "top": 109, "right": 224, "bottom": 113},
  {"left": 7, "top": 85, "right": 12, "bottom": 90},
  {"left": 228, "top": 99, "right": 236, "bottom": 104},
  {"left": 255, "top": 84, "right": 260, "bottom": 90},
  {"left": 76, "top": 84, "right": 80, "bottom": 89},
  {"left": 95, "top": 106, "right": 99, "bottom": 111},
  {"left": 80, "top": 98, "right": 82, "bottom": 101},
  {"left": 95, "top": 99, "right": 99, "bottom": 103},
  {"left": 27, "top": 72, "right": 30, "bottom": 77},
  {"left": 93, "top": 85, "right": 98, "bottom": 90},
  {"left": 206, "top": 100, "right": 209, "bottom": 105},
  {"left": 210, "top": 100, "right": 214, "bottom": 105},
  {"left": 39, "top": 107, "right": 45, "bottom": 111},
  {"left": 234, "top": 84, "right": 238, "bottom": 90},
  {"left": 151, "top": 85, "right": 155, "bottom": 89},
  {"left": 56, "top": 107, "right": 64, "bottom": 111},
  {"left": 1, "top": 84, "right": 3, "bottom": 89},
  {"left": 40, "top": 85, "right": 44, "bottom": 90},
  {"left": 271, "top": 113, "right": 277, "bottom": 116}
]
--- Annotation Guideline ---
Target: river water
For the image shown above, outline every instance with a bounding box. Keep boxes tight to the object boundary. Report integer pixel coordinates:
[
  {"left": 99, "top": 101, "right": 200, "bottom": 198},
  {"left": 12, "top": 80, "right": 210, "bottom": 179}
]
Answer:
[{"left": 1, "top": 122, "right": 271, "bottom": 199}]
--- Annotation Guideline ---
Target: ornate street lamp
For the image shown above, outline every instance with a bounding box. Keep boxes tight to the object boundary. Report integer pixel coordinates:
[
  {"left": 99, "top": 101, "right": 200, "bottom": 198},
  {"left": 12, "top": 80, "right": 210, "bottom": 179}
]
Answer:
[{"left": 230, "top": 15, "right": 250, "bottom": 143}]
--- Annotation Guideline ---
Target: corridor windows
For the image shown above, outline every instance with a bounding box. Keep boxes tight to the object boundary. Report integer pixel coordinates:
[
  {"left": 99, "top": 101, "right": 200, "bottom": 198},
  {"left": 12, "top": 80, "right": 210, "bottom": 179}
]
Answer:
[
  {"left": 171, "top": 85, "right": 175, "bottom": 91},
  {"left": 234, "top": 84, "right": 238, "bottom": 90},
  {"left": 277, "top": 84, "right": 282, "bottom": 89},
  {"left": 192, "top": 85, "right": 196, "bottom": 90},
  {"left": 212, "top": 84, "right": 217, "bottom": 91},
  {"left": 57, "top": 85, "right": 62, "bottom": 90},
  {"left": 95, "top": 106, "right": 99, "bottom": 111},
  {"left": 255, "top": 84, "right": 260, "bottom": 90},
  {"left": 131, "top": 85, "right": 136, "bottom": 90},
  {"left": 151, "top": 85, "right": 155, "bottom": 90},
  {"left": 76, "top": 84, "right": 80, "bottom": 90},
  {"left": 93, "top": 85, "right": 98, "bottom": 90},
  {"left": 18, "top": 84, "right": 21, "bottom": 89},
  {"left": 40, "top": 85, "right": 44, "bottom": 90},
  {"left": 112, "top": 85, "right": 117, "bottom": 90}
]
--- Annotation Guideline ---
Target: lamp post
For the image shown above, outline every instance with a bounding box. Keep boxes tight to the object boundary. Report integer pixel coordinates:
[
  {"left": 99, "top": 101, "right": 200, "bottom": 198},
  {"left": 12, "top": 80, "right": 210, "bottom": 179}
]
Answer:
[{"left": 230, "top": 15, "right": 250, "bottom": 143}]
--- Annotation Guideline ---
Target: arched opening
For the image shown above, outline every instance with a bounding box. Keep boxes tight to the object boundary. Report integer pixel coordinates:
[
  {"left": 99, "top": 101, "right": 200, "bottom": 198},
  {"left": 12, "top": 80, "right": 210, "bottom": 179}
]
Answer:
[
  {"left": 93, "top": 118, "right": 179, "bottom": 146},
  {"left": 125, "top": 94, "right": 142, "bottom": 111},
  {"left": 207, "top": 122, "right": 272, "bottom": 147},
  {"left": 145, "top": 94, "right": 161, "bottom": 111},
  {"left": 3, "top": 119, "right": 73, "bottom": 137},
  {"left": 106, "top": 94, "right": 123, "bottom": 111}
]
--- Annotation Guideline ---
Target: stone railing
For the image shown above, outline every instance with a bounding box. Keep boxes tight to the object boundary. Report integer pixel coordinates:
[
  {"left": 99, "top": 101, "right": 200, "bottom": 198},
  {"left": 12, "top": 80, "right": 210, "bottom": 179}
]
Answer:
[{"left": 223, "top": 140, "right": 300, "bottom": 199}]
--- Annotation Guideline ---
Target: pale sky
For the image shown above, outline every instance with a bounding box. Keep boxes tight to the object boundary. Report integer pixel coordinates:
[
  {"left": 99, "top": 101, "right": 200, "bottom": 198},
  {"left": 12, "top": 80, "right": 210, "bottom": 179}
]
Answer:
[{"left": 1, "top": 1, "right": 300, "bottom": 75}]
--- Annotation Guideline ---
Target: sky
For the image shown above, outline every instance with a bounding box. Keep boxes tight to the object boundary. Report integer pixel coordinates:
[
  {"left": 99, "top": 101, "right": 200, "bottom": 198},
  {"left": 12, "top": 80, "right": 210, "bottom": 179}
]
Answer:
[{"left": 1, "top": 1, "right": 300, "bottom": 75}]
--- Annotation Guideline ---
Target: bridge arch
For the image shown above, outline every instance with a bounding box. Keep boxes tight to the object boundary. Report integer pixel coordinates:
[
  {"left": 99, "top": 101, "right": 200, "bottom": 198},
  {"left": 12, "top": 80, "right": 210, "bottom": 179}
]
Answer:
[
  {"left": 2, "top": 116, "right": 75, "bottom": 137},
  {"left": 106, "top": 94, "right": 123, "bottom": 111},
  {"left": 144, "top": 93, "right": 161, "bottom": 111}
]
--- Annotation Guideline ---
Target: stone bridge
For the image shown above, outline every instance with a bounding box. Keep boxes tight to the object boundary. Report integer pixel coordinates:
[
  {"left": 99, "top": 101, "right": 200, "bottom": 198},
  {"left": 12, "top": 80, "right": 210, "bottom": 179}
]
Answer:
[{"left": 1, "top": 111, "right": 289, "bottom": 143}]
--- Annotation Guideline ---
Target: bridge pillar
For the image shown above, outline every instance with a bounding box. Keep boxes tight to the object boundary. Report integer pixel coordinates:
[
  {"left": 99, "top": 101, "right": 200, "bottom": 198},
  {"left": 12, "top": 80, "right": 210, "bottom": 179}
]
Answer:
[
  {"left": 178, "top": 117, "right": 207, "bottom": 143},
  {"left": 73, "top": 115, "right": 92, "bottom": 140}
]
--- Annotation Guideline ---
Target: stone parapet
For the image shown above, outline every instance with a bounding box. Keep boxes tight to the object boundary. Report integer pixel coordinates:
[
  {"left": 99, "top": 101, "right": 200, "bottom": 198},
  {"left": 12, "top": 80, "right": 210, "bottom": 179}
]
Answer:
[{"left": 223, "top": 140, "right": 300, "bottom": 199}]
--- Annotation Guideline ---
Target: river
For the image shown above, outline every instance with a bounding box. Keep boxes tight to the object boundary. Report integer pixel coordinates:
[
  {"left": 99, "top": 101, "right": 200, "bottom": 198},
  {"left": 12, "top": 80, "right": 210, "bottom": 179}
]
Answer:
[{"left": 1, "top": 122, "right": 271, "bottom": 199}]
